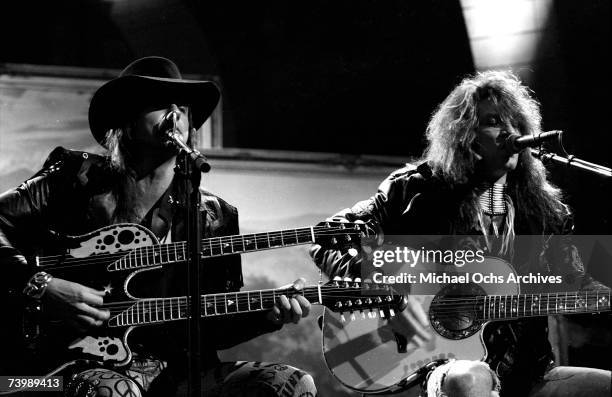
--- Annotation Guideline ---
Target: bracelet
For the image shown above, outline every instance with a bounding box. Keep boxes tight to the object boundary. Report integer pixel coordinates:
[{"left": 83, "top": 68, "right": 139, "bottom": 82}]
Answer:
[{"left": 23, "top": 271, "right": 54, "bottom": 299}]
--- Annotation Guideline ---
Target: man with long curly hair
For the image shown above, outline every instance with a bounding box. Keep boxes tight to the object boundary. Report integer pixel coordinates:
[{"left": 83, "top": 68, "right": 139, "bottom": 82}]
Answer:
[{"left": 312, "top": 71, "right": 610, "bottom": 396}]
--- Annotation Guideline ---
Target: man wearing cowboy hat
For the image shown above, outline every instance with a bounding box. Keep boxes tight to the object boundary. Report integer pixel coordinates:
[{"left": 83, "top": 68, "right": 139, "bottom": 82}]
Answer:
[{"left": 0, "top": 56, "right": 316, "bottom": 396}]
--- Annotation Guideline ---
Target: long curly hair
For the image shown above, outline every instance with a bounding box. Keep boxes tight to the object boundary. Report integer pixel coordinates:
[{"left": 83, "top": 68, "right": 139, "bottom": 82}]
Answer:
[{"left": 422, "top": 70, "right": 567, "bottom": 233}]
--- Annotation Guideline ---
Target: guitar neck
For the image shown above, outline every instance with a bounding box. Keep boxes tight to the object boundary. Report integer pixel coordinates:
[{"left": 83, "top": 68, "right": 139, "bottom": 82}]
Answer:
[
  {"left": 107, "top": 281, "right": 398, "bottom": 328},
  {"left": 109, "top": 227, "right": 322, "bottom": 271},
  {"left": 477, "top": 290, "right": 611, "bottom": 321},
  {"left": 107, "top": 286, "right": 322, "bottom": 327}
]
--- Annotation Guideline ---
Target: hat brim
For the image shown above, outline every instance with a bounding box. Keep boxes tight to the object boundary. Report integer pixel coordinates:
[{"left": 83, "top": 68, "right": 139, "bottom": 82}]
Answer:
[{"left": 89, "top": 75, "right": 220, "bottom": 147}]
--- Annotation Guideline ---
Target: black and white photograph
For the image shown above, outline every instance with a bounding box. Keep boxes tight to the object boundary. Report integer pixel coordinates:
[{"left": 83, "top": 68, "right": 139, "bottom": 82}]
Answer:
[{"left": 0, "top": 1, "right": 610, "bottom": 396}]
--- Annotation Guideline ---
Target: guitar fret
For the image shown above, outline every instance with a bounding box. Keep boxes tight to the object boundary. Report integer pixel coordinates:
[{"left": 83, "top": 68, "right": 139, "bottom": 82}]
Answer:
[
  {"left": 233, "top": 235, "right": 244, "bottom": 253},
  {"left": 162, "top": 245, "right": 169, "bottom": 264}
]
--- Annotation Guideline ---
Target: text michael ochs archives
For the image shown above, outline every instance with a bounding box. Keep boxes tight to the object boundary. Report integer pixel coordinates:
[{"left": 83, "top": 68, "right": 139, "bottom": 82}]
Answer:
[{"left": 369, "top": 246, "right": 563, "bottom": 285}]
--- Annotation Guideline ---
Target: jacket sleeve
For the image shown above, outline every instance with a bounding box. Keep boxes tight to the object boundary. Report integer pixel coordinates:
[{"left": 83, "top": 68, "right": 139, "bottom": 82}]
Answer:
[
  {"left": 547, "top": 213, "right": 610, "bottom": 291},
  {"left": 0, "top": 147, "right": 84, "bottom": 297},
  {"left": 310, "top": 165, "right": 425, "bottom": 279}
]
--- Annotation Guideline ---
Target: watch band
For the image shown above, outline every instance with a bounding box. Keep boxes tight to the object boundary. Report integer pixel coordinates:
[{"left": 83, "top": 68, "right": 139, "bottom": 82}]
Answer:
[{"left": 23, "top": 271, "right": 54, "bottom": 299}]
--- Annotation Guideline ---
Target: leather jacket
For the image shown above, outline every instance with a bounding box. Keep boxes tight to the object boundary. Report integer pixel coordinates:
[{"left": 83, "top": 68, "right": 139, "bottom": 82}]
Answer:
[
  {"left": 311, "top": 163, "right": 607, "bottom": 395},
  {"left": 0, "top": 146, "right": 280, "bottom": 372}
]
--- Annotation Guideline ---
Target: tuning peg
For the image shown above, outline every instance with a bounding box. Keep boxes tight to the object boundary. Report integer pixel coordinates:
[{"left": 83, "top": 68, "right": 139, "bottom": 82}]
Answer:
[
  {"left": 379, "top": 309, "right": 385, "bottom": 318},
  {"left": 333, "top": 276, "right": 342, "bottom": 286},
  {"left": 386, "top": 296, "right": 393, "bottom": 302},
  {"left": 355, "top": 299, "right": 362, "bottom": 306},
  {"left": 331, "top": 237, "right": 338, "bottom": 245},
  {"left": 371, "top": 310, "right": 377, "bottom": 318},
  {"left": 361, "top": 311, "right": 366, "bottom": 319},
  {"left": 343, "top": 277, "right": 352, "bottom": 287},
  {"left": 350, "top": 312, "right": 356, "bottom": 321},
  {"left": 345, "top": 300, "right": 353, "bottom": 308},
  {"left": 335, "top": 301, "right": 343, "bottom": 310},
  {"left": 340, "top": 314, "right": 346, "bottom": 322},
  {"left": 389, "top": 308, "right": 396, "bottom": 317}
]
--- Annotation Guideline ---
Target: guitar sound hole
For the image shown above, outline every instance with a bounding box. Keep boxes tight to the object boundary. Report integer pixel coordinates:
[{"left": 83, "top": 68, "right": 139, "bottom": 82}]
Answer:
[
  {"left": 118, "top": 230, "right": 135, "bottom": 245},
  {"left": 430, "top": 283, "right": 485, "bottom": 340}
]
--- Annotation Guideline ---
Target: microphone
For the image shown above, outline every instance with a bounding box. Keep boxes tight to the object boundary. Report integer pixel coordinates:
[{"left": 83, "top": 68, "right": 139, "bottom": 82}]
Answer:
[
  {"left": 160, "top": 109, "right": 211, "bottom": 173},
  {"left": 504, "top": 130, "right": 563, "bottom": 153}
]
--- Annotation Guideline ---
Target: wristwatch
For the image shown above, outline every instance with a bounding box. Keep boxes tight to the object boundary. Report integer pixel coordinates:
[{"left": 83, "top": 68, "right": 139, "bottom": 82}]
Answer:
[{"left": 23, "top": 271, "right": 54, "bottom": 299}]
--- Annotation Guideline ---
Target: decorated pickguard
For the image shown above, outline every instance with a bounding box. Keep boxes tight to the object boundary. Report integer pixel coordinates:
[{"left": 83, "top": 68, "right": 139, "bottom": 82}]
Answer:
[
  {"left": 68, "top": 334, "right": 131, "bottom": 366},
  {"left": 68, "top": 224, "right": 158, "bottom": 258}
]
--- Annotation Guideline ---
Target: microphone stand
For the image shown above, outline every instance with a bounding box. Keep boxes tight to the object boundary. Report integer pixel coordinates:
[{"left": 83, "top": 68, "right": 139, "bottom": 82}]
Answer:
[
  {"left": 531, "top": 149, "right": 612, "bottom": 178},
  {"left": 163, "top": 112, "right": 211, "bottom": 397}
]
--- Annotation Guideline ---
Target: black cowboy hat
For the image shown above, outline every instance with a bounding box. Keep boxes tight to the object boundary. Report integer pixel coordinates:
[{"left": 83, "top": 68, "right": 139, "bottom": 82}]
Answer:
[{"left": 88, "top": 56, "right": 220, "bottom": 146}]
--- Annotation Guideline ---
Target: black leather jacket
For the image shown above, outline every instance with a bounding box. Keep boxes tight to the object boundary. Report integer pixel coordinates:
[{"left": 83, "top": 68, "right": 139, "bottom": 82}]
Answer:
[
  {"left": 0, "top": 147, "right": 280, "bottom": 372},
  {"left": 311, "top": 163, "right": 607, "bottom": 396}
]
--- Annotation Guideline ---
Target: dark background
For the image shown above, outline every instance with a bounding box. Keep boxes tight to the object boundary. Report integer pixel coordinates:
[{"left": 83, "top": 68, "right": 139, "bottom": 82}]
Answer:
[{"left": 1, "top": 0, "right": 610, "bottom": 383}]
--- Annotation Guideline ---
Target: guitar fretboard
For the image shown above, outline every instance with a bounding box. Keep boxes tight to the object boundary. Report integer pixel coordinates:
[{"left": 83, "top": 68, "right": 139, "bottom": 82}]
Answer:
[
  {"left": 476, "top": 290, "right": 610, "bottom": 320},
  {"left": 107, "top": 283, "right": 397, "bottom": 328},
  {"left": 108, "top": 227, "right": 319, "bottom": 271}
]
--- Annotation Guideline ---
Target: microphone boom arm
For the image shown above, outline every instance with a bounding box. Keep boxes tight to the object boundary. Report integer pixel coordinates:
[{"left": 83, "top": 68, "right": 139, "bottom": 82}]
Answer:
[{"left": 162, "top": 110, "right": 211, "bottom": 173}]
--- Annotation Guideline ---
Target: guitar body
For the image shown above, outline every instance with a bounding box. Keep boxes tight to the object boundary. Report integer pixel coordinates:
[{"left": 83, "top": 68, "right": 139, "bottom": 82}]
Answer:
[
  {"left": 1, "top": 220, "right": 376, "bottom": 380},
  {"left": 322, "top": 257, "right": 519, "bottom": 394},
  {"left": 6, "top": 224, "right": 160, "bottom": 376}
]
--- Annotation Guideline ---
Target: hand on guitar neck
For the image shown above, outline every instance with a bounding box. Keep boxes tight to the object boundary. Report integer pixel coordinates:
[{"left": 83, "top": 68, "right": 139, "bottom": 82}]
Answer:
[
  {"left": 43, "top": 278, "right": 111, "bottom": 331},
  {"left": 266, "top": 278, "right": 311, "bottom": 325}
]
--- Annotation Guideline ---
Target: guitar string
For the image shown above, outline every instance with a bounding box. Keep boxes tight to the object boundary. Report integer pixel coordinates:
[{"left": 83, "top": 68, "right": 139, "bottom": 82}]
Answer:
[
  {"left": 36, "top": 225, "right": 359, "bottom": 259},
  {"left": 101, "top": 295, "right": 605, "bottom": 313},
  {"left": 97, "top": 292, "right": 607, "bottom": 314},
  {"left": 37, "top": 227, "right": 363, "bottom": 268},
  {"left": 37, "top": 227, "right": 347, "bottom": 263},
  {"left": 423, "top": 296, "right": 609, "bottom": 317},
  {"left": 98, "top": 290, "right": 399, "bottom": 310},
  {"left": 102, "top": 300, "right": 608, "bottom": 322},
  {"left": 98, "top": 292, "right": 607, "bottom": 310}
]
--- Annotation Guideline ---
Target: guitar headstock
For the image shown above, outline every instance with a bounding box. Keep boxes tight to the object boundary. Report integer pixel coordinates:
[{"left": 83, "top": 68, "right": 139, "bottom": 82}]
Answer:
[
  {"left": 314, "top": 220, "right": 378, "bottom": 251},
  {"left": 320, "top": 276, "right": 404, "bottom": 322}
]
